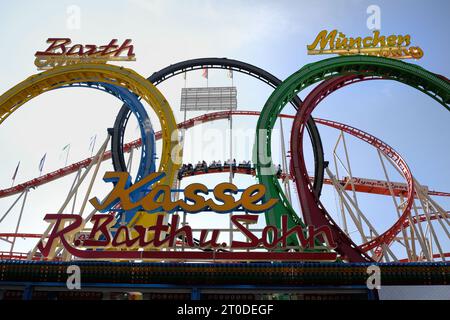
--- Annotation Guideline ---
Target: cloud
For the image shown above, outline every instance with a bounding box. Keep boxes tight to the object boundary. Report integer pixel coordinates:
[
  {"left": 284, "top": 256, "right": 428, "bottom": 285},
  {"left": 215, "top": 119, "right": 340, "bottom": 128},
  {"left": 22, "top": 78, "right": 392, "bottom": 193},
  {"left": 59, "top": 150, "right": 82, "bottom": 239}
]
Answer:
[{"left": 128, "top": 0, "right": 302, "bottom": 51}]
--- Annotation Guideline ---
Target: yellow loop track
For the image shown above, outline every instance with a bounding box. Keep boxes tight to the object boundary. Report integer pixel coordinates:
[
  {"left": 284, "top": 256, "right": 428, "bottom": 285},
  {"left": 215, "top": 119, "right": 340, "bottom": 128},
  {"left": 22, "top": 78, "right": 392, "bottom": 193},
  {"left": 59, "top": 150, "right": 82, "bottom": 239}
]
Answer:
[{"left": 0, "top": 63, "right": 181, "bottom": 238}]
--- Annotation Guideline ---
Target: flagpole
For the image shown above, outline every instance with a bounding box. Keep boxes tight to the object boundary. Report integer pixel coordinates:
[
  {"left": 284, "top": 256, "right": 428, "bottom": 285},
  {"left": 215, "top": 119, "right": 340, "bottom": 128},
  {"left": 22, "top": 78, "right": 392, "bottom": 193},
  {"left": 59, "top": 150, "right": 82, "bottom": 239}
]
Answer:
[
  {"left": 90, "top": 135, "right": 97, "bottom": 157},
  {"left": 39, "top": 153, "right": 46, "bottom": 177},
  {"left": 228, "top": 69, "right": 233, "bottom": 248},
  {"left": 181, "top": 71, "right": 188, "bottom": 251},
  {"left": 203, "top": 67, "right": 208, "bottom": 88},
  {"left": 11, "top": 161, "right": 20, "bottom": 188}
]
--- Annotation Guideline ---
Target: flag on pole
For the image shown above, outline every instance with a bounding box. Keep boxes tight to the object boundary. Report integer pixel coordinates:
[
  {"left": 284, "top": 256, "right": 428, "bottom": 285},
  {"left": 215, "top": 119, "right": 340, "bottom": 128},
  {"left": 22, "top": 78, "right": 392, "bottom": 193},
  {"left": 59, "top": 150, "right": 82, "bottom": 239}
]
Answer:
[
  {"left": 228, "top": 70, "right": 233, "bottom": 79},
  {"left": 183, "top": 72, "right": 186, "bottom": 80},
  {"left": 62, "top": 144, "right": 71, "bottom": 166},
  {"left": 62, "top": 144, "right": 70, "bottom": 152},
  {"left": 39, "top": 153, "right": 47, "bottom": 174},
  {"left": 202, "top": 68, "right": 208, "bottom": 79},
  {"left": 89, "top": 135, "right": 97, "bottom": 155},
  {"left": 12, "top": 161, "right": 20, "bottom": 180}
]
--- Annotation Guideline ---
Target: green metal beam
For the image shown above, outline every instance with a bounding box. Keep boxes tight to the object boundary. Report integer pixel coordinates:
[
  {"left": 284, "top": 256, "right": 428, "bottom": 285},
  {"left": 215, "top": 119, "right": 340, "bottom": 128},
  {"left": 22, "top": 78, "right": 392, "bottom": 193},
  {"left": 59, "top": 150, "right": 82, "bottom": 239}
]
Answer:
[{"left": 255, "top": 56, "right": 450, "bottom": 249}]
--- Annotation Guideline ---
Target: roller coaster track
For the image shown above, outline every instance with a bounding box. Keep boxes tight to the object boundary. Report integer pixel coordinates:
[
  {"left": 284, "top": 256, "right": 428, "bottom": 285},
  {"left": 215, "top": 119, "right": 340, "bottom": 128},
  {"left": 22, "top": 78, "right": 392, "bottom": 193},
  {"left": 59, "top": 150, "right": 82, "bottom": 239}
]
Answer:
[
  {"left": 293, "top": 77, "right": 413, "bottom": 261},
  {"left": 2, "top": 109, "right": 448, "bottom": 261},
  {"left": 54, "top": 82, "right": 156, "bottom": 184},
  {"left": 257, "top": 55, "right": 450, "bottom": 262},
  {"left": 0, "top": 56, "right": 447, "bottom": 266},
  {"left": 111, "top": 57, "right": 325, "bottom": 199},
  {"left": 2, "top": 57, "right": 449, "bottom": 263},
  {"left": 1, "top": 110, "right": 448, "bottom": 200},
  {"left": 0, "top": 63, "right": 183, "bottom": 234},
  {"left": 1, "top": 111, "right": 449, "bottom": 200},
  {"left": 0, "top": 64, "right": 179, "bottom": 198}
]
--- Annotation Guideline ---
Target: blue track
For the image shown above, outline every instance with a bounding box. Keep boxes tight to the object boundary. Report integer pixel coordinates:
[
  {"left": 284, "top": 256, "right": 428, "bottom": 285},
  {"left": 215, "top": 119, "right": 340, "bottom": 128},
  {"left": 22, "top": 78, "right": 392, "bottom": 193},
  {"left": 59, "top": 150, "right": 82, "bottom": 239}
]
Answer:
[{"left": 52, "top": 82, "right": 156, "bottom": 225}]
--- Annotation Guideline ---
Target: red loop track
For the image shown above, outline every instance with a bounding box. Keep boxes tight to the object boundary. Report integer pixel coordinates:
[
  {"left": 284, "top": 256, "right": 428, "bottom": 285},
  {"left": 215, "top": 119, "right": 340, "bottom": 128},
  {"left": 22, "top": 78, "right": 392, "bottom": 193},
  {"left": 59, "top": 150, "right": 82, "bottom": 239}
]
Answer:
[{"left": 291, "top": 75, "right": 415, "bottom": 261}]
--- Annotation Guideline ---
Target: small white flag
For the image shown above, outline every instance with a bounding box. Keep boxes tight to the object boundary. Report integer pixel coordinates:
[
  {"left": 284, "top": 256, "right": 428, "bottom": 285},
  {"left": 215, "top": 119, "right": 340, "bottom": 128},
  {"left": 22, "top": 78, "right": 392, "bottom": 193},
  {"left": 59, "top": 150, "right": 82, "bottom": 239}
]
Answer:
[
  {"left": 61, "top": 144, "right": 71, "bottom": 166},
  {"left": 39, "top": 153, "right": 47, "bottom": 174},
  {"left": 12, "top": 161, "right": 20, "bottom": 180},
  {"left": 89, "top": 135, "right": 97, "bottom": 155}
]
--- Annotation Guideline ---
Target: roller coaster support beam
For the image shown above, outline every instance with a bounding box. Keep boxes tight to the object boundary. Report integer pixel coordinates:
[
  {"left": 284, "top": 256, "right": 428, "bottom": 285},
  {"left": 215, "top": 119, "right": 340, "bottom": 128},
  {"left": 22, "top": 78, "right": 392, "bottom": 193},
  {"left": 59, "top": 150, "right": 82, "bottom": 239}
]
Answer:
[
  {"left": 71, "top": 168, "right": 82, "bottom": 215},
  {"left": 279, "top": 117, "right": 292, "bottom": 204},
  {"left": 28, "top": 135, "right": 111, "bottom": 260},
  {"left": 326, "top": 167, "right": 398, "bottom": 262},
  {"left": 413, "top": 179, "right": 447, "bottom": 262},
  {"left": 332, "top": 131, "right": 366, "bottom": 239},
  {"left": 381, "top": 153, "right": 448, "bottom": 261},
  {"left": 79, "top": 135, "right": 110, "bottom": 217},
  {"left": 411, "top": 200, "right": 432, "bottom": 261},
  {"left": 62, "top": 135, "right": 110, "bottom": 261},
  {"left": 0, "top": 189, "right": 26, "bottom": 225},
  {"left": 377, "top": 150, "right": 413, "bottom": 261},
  {"left": 340, "top": 132, "right": 362, "bottom": 225},
  {"left": 9, "top": 188, "right": 29, "bottom": 255}
]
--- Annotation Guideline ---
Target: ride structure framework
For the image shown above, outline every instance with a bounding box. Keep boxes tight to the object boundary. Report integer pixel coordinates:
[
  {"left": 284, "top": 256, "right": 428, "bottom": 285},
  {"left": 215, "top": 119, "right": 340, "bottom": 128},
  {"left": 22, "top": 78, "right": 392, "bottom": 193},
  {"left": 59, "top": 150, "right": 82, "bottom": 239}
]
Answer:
[{"left": 0, "top": 55, "right": 449, "bottom": 300}]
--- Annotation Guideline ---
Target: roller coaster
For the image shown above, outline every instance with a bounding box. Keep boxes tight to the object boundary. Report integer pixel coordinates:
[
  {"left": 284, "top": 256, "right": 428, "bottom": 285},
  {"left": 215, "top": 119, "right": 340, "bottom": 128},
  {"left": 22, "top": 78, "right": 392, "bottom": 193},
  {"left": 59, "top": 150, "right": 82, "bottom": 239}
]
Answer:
[{"left": 0, "top": 55, "right": 449, "bottom": 300}]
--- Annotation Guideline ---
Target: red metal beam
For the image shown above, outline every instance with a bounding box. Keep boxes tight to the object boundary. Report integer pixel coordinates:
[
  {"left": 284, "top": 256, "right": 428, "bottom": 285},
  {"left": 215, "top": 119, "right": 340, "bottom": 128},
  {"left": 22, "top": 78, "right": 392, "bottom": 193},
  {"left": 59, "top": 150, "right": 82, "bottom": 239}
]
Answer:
[
  {"left": 0, "top": 233, "right": 44, "bottom": 238},
  {"left": 290, "top": 75, "right": 415, "bottom": 262}
]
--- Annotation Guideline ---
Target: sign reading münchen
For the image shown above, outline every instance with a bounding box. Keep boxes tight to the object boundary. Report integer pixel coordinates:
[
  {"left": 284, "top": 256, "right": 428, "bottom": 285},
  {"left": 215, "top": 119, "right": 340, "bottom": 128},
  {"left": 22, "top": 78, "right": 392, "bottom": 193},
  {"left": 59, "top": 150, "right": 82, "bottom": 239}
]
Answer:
[{"left": 307, "top": 30, "right": 423, "bottom": 60}]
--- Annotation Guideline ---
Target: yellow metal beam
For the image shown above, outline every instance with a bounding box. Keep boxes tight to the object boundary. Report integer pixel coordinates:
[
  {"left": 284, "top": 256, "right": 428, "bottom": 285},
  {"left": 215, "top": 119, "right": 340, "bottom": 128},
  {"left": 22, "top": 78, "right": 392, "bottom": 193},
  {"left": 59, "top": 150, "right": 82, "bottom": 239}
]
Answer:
[{"left": 0, "top": 63, "right": 181, "bottom": 251}]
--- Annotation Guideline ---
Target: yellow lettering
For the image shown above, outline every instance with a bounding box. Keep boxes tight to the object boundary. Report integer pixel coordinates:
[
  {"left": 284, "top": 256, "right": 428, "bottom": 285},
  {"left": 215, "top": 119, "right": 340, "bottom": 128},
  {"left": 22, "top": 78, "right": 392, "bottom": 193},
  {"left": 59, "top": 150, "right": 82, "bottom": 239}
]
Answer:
[
  {"left": 363, "top": 36, "right": 373, "bottom": 48},
  {"left": 348, "top": 37, "right": 362, "bottom": 49},
  {"left": 91, "top": 172, "right": 279, "bottom": 215},
  {"left": 397, "top": 34, "right": 411, "bottom": 47},
  {"left": 180, "top": 183, "right": 209, "bottom": 213},
  {"left": 241, "top": 184, "right": 278, "bottom": 213},
  {"left": 372, "top": 31, "right": 386, "bottom": 47},
  {"left": 207, "top": 183, "right": 241, "bottom": 212},
  {"left": 410, "top": 47, "right": 424, "bottom": 59},
  {"left": 387, "top": 35, "right": 397, "bottom": 47},
  {"left": 307, "top": 30, "right": 337, "bottom": 51},
  {"left": 335, "top": 32, "right": 347, "bottom": 49}
]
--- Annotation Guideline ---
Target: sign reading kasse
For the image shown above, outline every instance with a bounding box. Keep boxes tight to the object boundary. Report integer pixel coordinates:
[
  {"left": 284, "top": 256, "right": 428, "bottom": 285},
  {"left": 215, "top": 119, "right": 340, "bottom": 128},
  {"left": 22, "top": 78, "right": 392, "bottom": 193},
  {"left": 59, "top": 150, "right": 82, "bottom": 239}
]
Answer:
[{"left": 37, "top": 172, "right": 337, "bottom": 262}]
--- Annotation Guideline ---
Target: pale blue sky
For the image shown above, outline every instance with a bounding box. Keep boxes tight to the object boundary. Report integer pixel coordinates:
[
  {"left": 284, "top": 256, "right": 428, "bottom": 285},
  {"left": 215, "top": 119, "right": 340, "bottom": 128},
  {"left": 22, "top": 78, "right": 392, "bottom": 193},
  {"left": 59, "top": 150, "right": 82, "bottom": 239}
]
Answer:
[{"left": 0, "top": 0, "right": 448, "bottom": 259}]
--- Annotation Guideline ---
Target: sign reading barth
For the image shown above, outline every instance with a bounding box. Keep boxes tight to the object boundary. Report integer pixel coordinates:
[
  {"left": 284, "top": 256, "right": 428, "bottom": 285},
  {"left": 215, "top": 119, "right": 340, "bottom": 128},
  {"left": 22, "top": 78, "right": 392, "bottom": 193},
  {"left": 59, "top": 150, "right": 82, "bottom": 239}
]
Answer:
[{"left": 34, "top": 38, "right": 136, "bottom": 70}]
